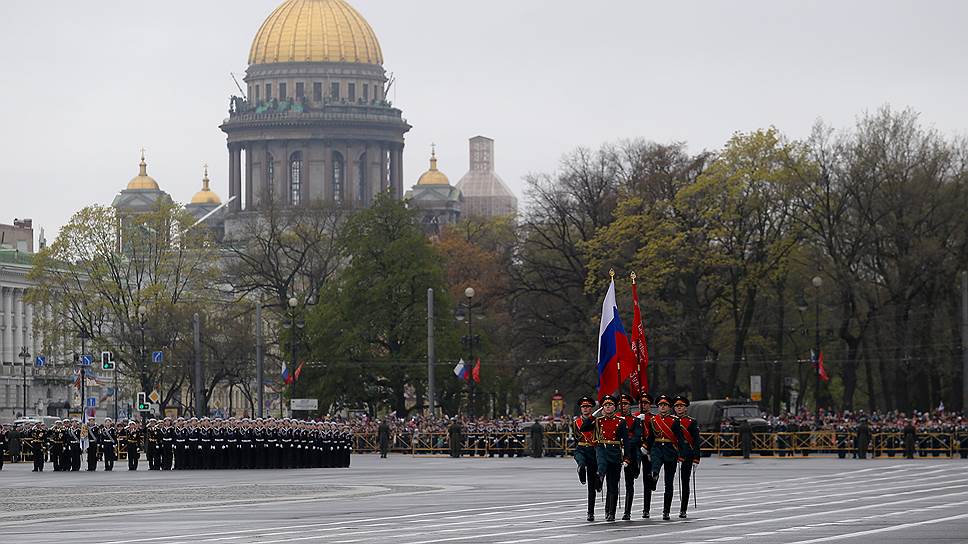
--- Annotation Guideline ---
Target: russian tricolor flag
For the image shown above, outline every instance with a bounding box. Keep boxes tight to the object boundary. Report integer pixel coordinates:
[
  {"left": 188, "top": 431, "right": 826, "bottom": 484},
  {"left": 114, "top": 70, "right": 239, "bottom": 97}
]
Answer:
[
  {"left": 596, "top": 278, "right": 634, "bottom": 400},
  {"left": 453, "top": 358, "right": 470, "bottom": 381}
]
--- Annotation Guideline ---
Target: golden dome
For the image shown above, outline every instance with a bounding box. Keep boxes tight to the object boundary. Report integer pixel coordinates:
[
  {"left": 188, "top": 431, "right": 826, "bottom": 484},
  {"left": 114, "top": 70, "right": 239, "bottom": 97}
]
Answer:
[
  {"left": 249, "top": 0, "right": 383, "bottom": 66},
  {"left": 190, "top": 165, "right": 221, "bottom": 205},
  {"left": 127, "top": 153, "right": 160, "bottom": 190},
  {"left": 417, "top": 146, "right": 450, "bottom": 186}
]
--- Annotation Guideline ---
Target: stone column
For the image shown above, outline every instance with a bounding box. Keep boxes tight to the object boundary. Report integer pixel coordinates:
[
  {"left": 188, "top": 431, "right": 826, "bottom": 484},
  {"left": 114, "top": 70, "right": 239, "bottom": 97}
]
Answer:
[
  {"left": 3, "top": 287, "right": 12, "bottom": 364},
  {"left": 392, "top": 146, "right": 404, "bottom": 199},
  {"left": 244, "top": 146, "right": 254, "bottom": 211},
  {"left": 13, "top": 289, "right": 23, "bottom": 361},
  {"left": 233, "top": 146, "right": 243, "bottom": 212},
  {"left": 25, "top": 300, "right": 34, "bottom": 362},
  {"left": 228, "top": 145, "right": 238, "bottom": 211}
]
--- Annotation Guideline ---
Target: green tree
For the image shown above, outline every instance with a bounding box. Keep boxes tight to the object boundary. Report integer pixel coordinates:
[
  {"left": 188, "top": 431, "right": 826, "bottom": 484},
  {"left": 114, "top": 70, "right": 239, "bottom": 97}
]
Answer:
[{"left": 305, "top": 193, "right": 458, "bottom": 415}]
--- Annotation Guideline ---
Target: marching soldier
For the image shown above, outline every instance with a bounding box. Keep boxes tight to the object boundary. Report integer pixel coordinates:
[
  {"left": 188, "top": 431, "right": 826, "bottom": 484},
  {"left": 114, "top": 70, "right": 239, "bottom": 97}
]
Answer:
[
  {"left": 65, "top": 420, "right": 83, "bottom": 471},
  {"left": 637, "top": 393, "right": 656, "bottom": 518},
  {"left": 86, "top": 421, "right": 100, "bottom": 471},
  {"left": 378, "top": 418, "right": 391, "bottom": 458},
  {"left": 578, "top": 395, "right": 629, "bottom": 522},
  {"left": 49, "top": 421, "right": 66, "bottom": 471},
  {"left": 673, "top": 395, "right": 701, "bottom": 519},
  {"left": 29, "top": 423, "right": 49, "bottom": 472},
  {"left": 649, "top": 394, "right": 682, "bottom": 520},
  {"left": 574, "top": 396, "right": 599, "bottom": 521},
  {"left": 619, "top": 394, "right": 642, "bottom": 520},
  {"left": 124, "top": 421, "right": 142, "bottom": 470}
]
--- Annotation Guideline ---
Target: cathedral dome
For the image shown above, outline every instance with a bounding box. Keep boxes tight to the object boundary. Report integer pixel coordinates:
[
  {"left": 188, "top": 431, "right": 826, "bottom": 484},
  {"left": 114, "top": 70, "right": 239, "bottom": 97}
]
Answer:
[
  {"left": 248, "top": 0, "right": 384, "bottom": 66},
  {"left": 190, "top": 166, "right": 221, "bottom": 205},
  {"left": 417, "top": 148, "right": 450, "bottom": 186},
  {"left": 127, "top": 154, "right": 160, "bottom": 190}
]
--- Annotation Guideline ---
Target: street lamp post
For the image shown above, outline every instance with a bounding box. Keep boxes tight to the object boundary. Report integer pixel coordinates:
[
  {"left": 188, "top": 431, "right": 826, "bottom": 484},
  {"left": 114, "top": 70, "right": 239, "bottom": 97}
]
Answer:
[
  {"left": 288, "top": 296, "right": 298, "bottom": 417},
  {"left": 138, "top": 304, "right": 147, "bottom": 420},
  {"left": 811, "top": 275, "right": 823, "bottom": 427},
  {"left": 19, "top": 346, "right": 30, "bottom": 417},
  {"left": 463, "top": 287, "right": 477, "bottom": 419},
  {"left": 80, "top": 328, "right": 91, "bottom": 424}
]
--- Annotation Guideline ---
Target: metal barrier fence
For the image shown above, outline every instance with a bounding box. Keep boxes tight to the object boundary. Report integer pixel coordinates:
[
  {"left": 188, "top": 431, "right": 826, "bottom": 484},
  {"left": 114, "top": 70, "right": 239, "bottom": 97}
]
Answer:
[
  {"left": 3, "top": 431, "right": 966, "bottom": 462},
  {"left": 349, "top": 431, "right": 968, "bottom": 458}
]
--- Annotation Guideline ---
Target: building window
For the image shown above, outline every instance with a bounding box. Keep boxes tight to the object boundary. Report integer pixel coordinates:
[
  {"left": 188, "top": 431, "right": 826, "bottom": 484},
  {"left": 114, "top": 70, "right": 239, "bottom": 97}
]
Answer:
[
  {"left": 265, "top": 83, "right": 272, "bottom": 100},
  {"left": 332, "top": 151, "right": 345, "bottom": 204},
  {"left": 254, "top": 85, "right": 260, "bottom": 102},
  {"left": 331, "top": 82, "right": 340, "bottom": 100},
  {"left": 357, "top": 153, "right": 367, "bottom": 204},
  {"left": 266, "top": 153, "right": 275, "bottom": 199},
  {"left": 313, "top": 82, "right": 322, "bottom": 102},
  {"left": 348, "top": 83, "right": 356, "bottom": 102},
  {"left": 295, "top": 82, "right": 304, "bottom": 99},
  {"left": 279, "top": 82, "right": 288, "bottom": 100},
  {"left": 363, "top": 84, "right": 369, "bottom": 102},
  {"left": 289, "top": 151, "right": 302, "bottom": 206}
]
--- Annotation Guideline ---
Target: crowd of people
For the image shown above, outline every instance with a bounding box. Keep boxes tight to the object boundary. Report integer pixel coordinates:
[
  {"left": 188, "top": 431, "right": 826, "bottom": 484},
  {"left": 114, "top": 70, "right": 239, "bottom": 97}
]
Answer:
[{"left": 0, "top": 417, "right": 352, "bottom": 472}]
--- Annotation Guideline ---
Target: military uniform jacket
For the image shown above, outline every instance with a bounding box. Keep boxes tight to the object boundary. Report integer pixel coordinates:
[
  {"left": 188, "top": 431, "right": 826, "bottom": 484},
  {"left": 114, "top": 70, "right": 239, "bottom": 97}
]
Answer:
[
  {"left": 579, "top": 414, "right": 629, "bottom": 465},
  {"left": 677, "top": 415, "right": 701, "bottom": 459},
  {"left": 650, "top": 414, "right": 682, "bottom": 451}
]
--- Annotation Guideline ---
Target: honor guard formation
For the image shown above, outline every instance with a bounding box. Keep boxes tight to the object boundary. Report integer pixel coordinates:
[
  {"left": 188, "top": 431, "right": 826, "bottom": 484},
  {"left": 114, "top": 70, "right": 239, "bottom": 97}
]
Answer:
[
  {"left": 574, "top": 393, "right": 701, "bottom": 522},
  {"left": 2, "top": 417, "right": 351, "bottom": 472}
]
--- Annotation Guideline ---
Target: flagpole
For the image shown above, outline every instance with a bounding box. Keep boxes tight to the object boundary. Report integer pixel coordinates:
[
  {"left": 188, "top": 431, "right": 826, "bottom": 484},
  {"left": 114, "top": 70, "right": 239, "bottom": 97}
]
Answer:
[
  {"left": 631, "top": 271, "right": 641, "bottom": 401},
  {"left": 610, "top": 268, "right": 620, "bottom": 397}
]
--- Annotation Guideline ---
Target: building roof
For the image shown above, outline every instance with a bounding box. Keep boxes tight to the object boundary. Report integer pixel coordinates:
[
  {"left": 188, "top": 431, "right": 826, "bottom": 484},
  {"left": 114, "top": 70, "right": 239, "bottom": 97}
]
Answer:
[
  {"left": 249, "top": 0, "right": 384, "bottom": 66},
  {"left": 127, "top": 154, "right": 160, "bottom": 190},
  {"left": 416, "top": 147, "right": 450, "bottom": 186},
  {"left": 190, "top": 166, "right": 222, "bottom": 205}
]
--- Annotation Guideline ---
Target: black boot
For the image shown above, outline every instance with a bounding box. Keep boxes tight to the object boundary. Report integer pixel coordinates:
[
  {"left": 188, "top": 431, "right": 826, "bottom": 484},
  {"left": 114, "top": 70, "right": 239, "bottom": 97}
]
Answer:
[
  {"left": 605, "top": 493, "right": 617, "bottom": 522},
  {"left": 662, "top": 512, "right": 671, "bottom": 520},
  {"left": 679, "top": 511, "right": 687, "bottom": 519},
  {"left": 622, "top": 491, "right": 633, "bottom": 520}
]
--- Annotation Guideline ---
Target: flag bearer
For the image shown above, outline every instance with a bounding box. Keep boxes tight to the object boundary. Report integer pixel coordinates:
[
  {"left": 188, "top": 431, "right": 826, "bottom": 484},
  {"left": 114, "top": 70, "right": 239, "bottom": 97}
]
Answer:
[
  {"left": 574, "top": 396, "right": 599, "bottom": 521},
  {"left": 579, "top": 395, "right": 629, "bottom": 521}
]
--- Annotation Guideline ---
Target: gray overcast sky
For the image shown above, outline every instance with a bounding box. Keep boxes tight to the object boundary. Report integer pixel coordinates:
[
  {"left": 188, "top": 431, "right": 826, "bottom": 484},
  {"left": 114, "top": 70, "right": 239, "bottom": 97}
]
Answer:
[{"left": 2, "top": 0, "right": 966, "bottom": 241}]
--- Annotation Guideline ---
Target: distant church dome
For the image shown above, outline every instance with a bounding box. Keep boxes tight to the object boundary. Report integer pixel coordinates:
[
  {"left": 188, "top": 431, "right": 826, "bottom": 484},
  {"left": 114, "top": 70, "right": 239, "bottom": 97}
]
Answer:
[
  {"left": 127, "top": 153, "right": 160, "bottom": 190},
  {"left": 248, "top": 0, "right": 384, "bottom": 66},
  {"left": 417, "top": 147, "right": 450, "bottom": 186},
  {"left": 190, "top": 166, "right": 221, "bottom": 205}
]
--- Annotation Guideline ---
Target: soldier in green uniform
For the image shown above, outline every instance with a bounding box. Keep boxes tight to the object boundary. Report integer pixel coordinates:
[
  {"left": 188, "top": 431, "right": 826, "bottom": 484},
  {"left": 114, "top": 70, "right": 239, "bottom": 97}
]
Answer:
[
  {"left": 573, "top": 396, "right": 599, "bottom": 521},
  {"left": 649, "top": 394, "right": 683, "bottom": 520},
  {"left": 578, "top": 395, "right": 629, "bottom": 522},
  {"left": 673, "top": 395, "right": 701, "bottom": 518}
]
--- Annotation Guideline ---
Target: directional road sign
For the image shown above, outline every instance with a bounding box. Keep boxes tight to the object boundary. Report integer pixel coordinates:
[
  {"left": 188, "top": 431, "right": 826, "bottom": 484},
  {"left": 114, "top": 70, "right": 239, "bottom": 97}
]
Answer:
[
  {"left": 35, "top": 355, "right": 46, "bottom": 367},
  {"left": 80, "top": 354, "right": 93, "bottom": 366},
  {"left": 151, "top": 351, "right": 164, "bottom": 364}
]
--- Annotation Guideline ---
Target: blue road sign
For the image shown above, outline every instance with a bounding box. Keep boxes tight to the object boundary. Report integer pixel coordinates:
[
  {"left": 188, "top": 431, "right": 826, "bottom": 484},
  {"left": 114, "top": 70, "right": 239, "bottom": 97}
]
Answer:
[
  {"left": 152, "top": 351, "right": 164, "bottom": 364},
  {"left": 86, "top": 397, "right": 97, "bottom": 408},
  {"left": 106, "top": 387, "right": 116, "bottom": 396},
  {"left": 35, "top": 355, "right": 46, "bottom": 367},
  {"left": 80, "top": 354, "right": 93, "bottom": 366}
]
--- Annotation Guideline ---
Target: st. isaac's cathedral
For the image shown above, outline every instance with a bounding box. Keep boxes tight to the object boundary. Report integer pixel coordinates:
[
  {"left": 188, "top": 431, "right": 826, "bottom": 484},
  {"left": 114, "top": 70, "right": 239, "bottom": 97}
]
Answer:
[{"left": 113, "top": 0, "right": 518, "bottom": 235}]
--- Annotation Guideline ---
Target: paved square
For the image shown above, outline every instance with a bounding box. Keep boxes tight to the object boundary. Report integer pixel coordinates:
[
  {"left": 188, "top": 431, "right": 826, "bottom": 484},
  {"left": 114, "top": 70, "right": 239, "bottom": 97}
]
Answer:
[{"left": 1, "top": 456, "right": 966, "bottom": 543}]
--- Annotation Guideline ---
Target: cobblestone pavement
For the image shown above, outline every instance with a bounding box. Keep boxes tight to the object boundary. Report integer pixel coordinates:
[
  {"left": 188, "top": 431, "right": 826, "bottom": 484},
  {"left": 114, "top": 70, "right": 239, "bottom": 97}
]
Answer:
[{"left": 1, "top": 455, "right": 966, "bottom": 543}]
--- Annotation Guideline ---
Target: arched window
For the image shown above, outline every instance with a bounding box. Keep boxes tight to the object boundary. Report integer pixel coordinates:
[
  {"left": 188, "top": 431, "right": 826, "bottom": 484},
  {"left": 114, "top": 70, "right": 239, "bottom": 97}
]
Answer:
[
  {"left": 289, "top": 151, "right": 302, "bottom": 206},
  {"left": 357, "top": 152, "right": 367, "bottom": 204},
  {"left": 266, "top": 153, "right": 275, "bottom": 200},
  {"left": 332, "top": 151, "right": 345, "bottom": 204}
]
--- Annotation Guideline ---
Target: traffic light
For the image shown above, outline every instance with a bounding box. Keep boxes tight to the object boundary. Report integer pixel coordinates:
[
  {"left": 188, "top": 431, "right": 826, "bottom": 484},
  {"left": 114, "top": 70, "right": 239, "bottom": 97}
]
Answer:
[
  {"left": 101, "top": 351, "right": 115, "bottom": 371},
  {"left": 137, "top": 392, "right": 150, "bottom": 412}
]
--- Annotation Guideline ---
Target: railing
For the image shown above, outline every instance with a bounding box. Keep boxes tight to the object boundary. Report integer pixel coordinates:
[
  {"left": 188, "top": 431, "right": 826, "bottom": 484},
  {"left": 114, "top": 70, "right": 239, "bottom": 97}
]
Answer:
[
  {"left": 4, "top": 431, "right": 965, "bottom": 462},
  {"left": 347, "top": 431, "right": 968, "bottom": 458}
]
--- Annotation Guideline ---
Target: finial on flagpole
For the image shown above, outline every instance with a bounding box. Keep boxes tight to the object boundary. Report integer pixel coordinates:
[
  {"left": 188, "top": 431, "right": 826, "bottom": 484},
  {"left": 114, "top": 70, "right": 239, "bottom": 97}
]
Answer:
[
  {"left": 609, "top": 268, "right": 615, "bottom": 280},
  {"left": 630, "top": 271, "right": 637, "bottom": 285}
]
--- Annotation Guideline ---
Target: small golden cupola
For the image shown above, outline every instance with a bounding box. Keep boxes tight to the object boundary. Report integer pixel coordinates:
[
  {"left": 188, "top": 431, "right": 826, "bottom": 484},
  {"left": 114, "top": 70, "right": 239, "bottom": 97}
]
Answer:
[
  {"left": 127, "top": 151, "right": 160, "bottom": 190},
  {"left": 190, "top": 165, "right": 222, "bottom": 205},
  {"left": 416, "top": 145, "right": 451, "bottom": 186}
]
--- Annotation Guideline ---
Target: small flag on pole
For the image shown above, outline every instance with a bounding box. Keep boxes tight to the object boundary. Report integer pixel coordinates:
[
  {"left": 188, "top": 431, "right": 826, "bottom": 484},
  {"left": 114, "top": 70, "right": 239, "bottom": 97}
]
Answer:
[{"left": 453, "top": 358, "right": 469, "bottom": 381}]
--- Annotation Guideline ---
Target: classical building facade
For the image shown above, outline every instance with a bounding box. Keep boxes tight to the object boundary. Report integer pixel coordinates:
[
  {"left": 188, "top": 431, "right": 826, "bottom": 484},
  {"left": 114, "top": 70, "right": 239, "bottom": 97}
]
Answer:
[
  {"left": 455, "top": 136, "right": 518, "bottom": 218},
  {"left": 405, "top": 147, "right": 462, "bottom": 235},
  {"left": 220, "top": 0, "right": 411, "bottom": 232}
]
